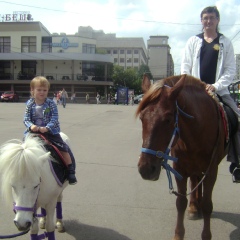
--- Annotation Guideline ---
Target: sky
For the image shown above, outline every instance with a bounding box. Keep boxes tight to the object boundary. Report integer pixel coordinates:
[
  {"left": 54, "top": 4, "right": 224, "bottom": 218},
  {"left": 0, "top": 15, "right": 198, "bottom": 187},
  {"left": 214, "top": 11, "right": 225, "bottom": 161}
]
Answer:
[{"left": 1, "top": 0, "right": 240, "bottom": 74}]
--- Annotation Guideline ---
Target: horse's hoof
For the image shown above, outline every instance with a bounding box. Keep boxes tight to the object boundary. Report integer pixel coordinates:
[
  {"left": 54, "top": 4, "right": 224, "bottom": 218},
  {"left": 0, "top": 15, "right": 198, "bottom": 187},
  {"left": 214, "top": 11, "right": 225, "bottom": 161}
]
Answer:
[
  {"left": 56, "top": 219, "right": 65, "bottom": 233},
  {"left": 187, "top": 211, "right": 199, "bottom": 220},
  {"left": 39, "top": 217, "right": 46, "bottom": 229}
]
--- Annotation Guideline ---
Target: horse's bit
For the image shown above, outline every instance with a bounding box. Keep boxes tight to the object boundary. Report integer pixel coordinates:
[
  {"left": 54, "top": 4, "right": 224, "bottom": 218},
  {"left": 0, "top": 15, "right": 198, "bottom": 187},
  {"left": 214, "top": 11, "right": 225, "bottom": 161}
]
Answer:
[{"left": 141, "top": 101, "right": 194, "bottom": 192}]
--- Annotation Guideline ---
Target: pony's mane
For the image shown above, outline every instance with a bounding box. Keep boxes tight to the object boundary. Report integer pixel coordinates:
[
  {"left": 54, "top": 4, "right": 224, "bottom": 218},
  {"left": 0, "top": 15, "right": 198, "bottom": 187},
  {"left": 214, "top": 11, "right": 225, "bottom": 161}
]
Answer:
[
  {"left": 136, "top": 75, "right": 206, "bottom": 116},
  {"left": 0, "top": 134, "right": 50, "bottom": 204}
]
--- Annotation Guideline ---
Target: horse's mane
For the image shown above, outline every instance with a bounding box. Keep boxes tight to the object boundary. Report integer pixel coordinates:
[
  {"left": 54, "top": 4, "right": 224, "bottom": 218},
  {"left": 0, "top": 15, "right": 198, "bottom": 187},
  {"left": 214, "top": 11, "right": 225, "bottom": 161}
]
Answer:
[
  {"left": 136, "top": 75, "right": 206, "bottom": 117},
  {"left": 0, "top": 134, "right": 50, "bottom": 204}
]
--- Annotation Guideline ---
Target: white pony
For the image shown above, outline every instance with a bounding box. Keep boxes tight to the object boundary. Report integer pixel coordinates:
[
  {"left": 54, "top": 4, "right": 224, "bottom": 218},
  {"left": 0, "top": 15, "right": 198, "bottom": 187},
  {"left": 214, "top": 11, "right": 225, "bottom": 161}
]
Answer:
[{"left": 0, "top": 133, "right": 69, "bottom": 240}]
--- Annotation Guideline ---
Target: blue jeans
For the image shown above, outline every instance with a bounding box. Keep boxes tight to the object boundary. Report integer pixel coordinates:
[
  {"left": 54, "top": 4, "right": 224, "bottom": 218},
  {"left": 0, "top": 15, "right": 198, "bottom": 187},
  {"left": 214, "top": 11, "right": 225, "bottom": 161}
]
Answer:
[{"left": 62, "top": 97, "right": 66, "bottom": 107}]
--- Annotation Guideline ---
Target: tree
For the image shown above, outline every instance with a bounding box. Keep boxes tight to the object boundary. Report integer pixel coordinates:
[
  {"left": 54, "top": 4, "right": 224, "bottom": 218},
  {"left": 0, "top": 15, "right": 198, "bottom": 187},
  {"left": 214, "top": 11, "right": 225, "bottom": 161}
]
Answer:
[
  {"left": 138, "top": 64, "right": 153, "bottom": 80},
  {"left": 111, "top": 64, "right": 153, "bottom": 94}
]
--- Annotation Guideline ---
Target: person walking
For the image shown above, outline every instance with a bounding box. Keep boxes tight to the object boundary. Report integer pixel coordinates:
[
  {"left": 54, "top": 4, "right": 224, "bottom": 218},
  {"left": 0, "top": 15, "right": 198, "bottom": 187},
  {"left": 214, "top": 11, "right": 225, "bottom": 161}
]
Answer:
[
  {"left": 114, "top": 92, "right": 118, "bottom": 105},
  {"left": 71, "top": 92, "right": 76, "bottom": 103},
  {"left": 96, "top": 92, "right": 101, "bottom": 104},
  {"left": 181, "top": 6, "right": 240, "bottom": 182},
  {"left": 61, "top": 88, "right": 68, "bottom": 108},
  {"left": 86, "top": 93, "right": 90, "bottom": 104}
]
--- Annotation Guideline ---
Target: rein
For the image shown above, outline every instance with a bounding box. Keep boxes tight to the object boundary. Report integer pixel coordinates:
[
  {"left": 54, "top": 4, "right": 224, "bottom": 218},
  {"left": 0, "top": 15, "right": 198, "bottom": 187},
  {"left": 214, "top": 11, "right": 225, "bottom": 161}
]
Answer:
[
  {"left": 0, "top": 230, "right": 29, "bottom": 239},
  {"left": 171, "top": 101, "right": 222, "bottom": 197}
]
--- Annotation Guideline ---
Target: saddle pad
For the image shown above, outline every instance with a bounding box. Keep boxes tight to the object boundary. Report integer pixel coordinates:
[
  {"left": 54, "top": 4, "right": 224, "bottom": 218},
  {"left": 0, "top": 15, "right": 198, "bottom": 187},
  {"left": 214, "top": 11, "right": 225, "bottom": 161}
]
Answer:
[{"left": 45, "top": 144, "right": 67, "bottom": 186}]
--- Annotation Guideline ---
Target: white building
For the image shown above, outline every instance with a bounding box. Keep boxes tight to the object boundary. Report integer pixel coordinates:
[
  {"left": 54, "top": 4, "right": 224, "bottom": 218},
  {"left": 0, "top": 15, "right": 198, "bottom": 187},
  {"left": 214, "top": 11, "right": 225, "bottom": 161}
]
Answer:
[
  {"left": 0, "top": 21, "right": 113, "bottom": 102},
  {"left": 147, "top": 36, "right": 174, "bottom": 80}
]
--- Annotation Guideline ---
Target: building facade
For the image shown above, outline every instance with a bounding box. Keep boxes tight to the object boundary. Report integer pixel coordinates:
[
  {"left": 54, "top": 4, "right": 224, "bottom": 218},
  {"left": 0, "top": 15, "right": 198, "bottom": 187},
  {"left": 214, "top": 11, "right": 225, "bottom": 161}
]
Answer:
[
  {"left": 77, "top": 26, "right": 148, "bottom": 71},
  {"left": 147, "top": 36, "right": 174, "bottom": 80},
  {"left": 0, "top": 21, "right": 113, "bottom": 102}
]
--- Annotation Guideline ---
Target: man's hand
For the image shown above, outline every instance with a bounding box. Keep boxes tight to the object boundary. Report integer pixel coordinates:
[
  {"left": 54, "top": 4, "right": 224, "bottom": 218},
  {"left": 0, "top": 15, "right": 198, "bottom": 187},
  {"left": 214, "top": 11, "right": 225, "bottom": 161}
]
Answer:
[{"left": 206, "top": 84, "right": 215, "bottom": 92}]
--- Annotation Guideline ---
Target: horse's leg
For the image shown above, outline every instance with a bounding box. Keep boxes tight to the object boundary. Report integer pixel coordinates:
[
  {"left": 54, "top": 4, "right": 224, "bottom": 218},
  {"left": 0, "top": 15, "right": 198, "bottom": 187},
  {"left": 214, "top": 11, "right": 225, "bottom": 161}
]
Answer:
[
  {"left": 30, "top": 217, "right": 39, "bottom": 240},
  {"left": 39, "top": 207, "right": 46, "bottom": 229},
  {"left": 55, "top": 193, "right": 65, "bottom": 233},
  {"left": 45, "top": 201, "right": 57, "bottom": 240},
  {"left": 188, "top": 176, "right": 202, "bottom": 220},
  {"left": 201, "top": 169, "right": 218, "bottom": 240},
  {"left": 173, "top": 177, "right": 188, "bottom": 240}
]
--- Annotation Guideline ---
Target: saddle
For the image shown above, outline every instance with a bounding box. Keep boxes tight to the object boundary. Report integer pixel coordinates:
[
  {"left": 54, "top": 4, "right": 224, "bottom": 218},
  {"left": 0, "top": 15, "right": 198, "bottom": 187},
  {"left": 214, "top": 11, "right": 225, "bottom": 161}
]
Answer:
[{"left": 214, "top": 94, "right": 238, "bottom": 147}]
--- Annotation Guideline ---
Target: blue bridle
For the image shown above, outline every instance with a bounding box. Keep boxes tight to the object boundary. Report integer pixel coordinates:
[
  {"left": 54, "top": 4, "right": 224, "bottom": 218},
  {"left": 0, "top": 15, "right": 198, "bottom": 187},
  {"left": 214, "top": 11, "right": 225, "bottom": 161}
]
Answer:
[{"left": 141, "top": 101, "right": 194, "bottom": 191}]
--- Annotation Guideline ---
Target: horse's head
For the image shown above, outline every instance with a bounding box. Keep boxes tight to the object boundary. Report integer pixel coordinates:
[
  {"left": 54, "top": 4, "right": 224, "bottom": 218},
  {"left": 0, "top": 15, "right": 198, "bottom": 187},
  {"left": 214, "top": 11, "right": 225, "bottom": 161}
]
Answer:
[
  {"left": 136, "top": 74, "right": 186, "bottom": 181},
  {"left": 0, "top": 135, "right": 50, "bottom": 231}
]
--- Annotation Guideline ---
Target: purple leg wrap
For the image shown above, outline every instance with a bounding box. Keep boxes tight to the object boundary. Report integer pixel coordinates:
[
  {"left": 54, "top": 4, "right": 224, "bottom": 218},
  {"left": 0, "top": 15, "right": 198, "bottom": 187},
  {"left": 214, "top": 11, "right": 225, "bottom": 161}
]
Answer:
[
  {"left": 56, "top": 202, "right": 62, "bottom": 219},
  {"left": 30, "top": 234, "right": 38, "bottom": 240},
  {"left": 47, "top": 231, "right": 55, "bottom": 240},
  {"left": 41, "top": 207, "right": 47, "bottom": 216}
]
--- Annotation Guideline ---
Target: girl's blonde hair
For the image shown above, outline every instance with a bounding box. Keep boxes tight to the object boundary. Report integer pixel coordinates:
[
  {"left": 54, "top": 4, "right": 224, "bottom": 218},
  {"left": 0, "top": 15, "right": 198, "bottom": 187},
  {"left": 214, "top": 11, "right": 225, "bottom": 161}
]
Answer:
[{"left": 30, "top": 76, "right": 50, "bottom": 97}]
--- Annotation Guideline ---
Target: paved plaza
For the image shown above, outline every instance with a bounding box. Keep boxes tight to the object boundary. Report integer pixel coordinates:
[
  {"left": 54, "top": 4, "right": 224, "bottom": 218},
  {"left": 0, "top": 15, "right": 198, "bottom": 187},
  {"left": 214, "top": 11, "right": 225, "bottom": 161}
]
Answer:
[{"left": 0, "top": 102, "right": 240, "bottom": 240}]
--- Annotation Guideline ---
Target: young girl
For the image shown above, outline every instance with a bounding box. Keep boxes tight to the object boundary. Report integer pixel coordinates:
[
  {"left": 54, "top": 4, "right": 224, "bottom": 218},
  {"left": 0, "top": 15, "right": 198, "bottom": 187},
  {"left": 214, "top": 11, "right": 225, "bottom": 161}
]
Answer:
[{"left": 23, "top": 76, "right": 77, "bottom": 185}]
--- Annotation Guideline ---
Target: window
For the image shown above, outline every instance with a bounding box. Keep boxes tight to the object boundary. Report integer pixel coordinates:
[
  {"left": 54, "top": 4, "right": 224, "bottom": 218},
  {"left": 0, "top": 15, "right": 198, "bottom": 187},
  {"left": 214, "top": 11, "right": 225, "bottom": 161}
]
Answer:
[
  {"left": 127, "top": 49, "right": 132, "bottom": 54},
  {"left": 42, "top": 37, "right": 52, "bottom": 53},
  {"left": 126, "top": 58, "right": 132, "bottom": 63},
  {"left": 107, "top": 49, "right": 111, "bottom": 54},
  {"left": 120, "top": 58, "right": 124, "bottom": 63},
  {"left": 134, "top": 49, "right": 139, "bottom": 54},
  {"left": 114, "top": 58, "right": 118, "bottom": 63},
  {"left": 134, "top": 58, "right": 139, "bottom": 63},
  {"left": 113, "top": 49, "right": 118, "bottom": 54},
  {"left": 22, "top": 61, "right": 37, "bottom": 76},
  {"left": 21, "top": 37, "right": 36, "bottom": 52},
  {"left": 82, "top": 62, "right": 95, "bottom": 76},
  {"left": 120, "top": 49, "right": 124, "bottom": 54},
  {"left": 0, "top": 37, "right": 10, "bottom": 53},
  {"left": 82, "top": 44, "right": 96, "bottom": 54},
  {"left": 0, "top": 61, "right": 11, "bottom": 79}
]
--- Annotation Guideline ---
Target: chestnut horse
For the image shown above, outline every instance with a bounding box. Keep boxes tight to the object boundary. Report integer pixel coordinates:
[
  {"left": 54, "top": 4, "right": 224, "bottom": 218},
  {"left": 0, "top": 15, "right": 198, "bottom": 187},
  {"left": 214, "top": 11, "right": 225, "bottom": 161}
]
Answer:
[{"left": 136, "top": 74, "right": 227, "bottom": 240}]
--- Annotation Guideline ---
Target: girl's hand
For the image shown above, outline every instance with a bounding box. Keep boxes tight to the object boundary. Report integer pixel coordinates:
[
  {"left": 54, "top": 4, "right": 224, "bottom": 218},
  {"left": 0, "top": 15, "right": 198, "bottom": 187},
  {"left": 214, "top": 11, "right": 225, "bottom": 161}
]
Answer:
[
  {"left": 30, "top": 125, "right": 39, "bottom": 132},
  {"left": 39, "top": 127, "right": 48, "bottom": 133}
]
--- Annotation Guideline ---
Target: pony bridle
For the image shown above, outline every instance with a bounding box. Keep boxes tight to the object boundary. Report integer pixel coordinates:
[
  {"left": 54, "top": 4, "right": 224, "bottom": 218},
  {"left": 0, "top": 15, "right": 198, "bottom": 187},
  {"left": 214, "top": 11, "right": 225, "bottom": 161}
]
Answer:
[
  {"left": 13, "top": 182, "right": 41, "bottom": 220},
  {"left": 141, "top": 101, "right": 194, "bottom": 191}
]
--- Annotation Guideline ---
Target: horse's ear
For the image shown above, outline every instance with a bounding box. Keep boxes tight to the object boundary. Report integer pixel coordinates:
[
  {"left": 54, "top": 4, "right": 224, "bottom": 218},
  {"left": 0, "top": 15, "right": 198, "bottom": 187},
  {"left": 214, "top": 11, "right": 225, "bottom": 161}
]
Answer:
[
  {"left": 142, "top": 73, "right": 151, "bottom": 93},
  {"left": 169, "top": 74, "right": 187, "bottom": 100}
]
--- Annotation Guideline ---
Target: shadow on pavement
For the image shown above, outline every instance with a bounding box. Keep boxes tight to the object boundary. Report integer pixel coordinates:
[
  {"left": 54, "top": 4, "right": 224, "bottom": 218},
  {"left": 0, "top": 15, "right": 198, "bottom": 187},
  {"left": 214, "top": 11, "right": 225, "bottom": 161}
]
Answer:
[
  {"left": 64, "top": 219, "right": 132, "bottom": 240},
  {"left": 212, "top": 211, "right": 240, "bottom": 240}
]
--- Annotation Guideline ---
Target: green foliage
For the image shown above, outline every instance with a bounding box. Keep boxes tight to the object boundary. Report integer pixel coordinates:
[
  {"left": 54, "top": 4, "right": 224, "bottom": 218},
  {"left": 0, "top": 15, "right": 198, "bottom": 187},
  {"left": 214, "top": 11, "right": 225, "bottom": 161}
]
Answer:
[{"left": 111, "top": 64, "right": 152, "bottom": 94}]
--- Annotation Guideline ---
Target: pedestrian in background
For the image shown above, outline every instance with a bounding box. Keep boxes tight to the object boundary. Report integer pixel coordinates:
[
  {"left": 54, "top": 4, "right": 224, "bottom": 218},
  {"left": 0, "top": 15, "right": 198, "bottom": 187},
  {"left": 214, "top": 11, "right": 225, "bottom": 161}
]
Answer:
[
  {"left": 61, "top": 88, "right": 68, "bottom": 108},
  {"left": 96, "top": 92, "right": 101, "bottom": 104},
  {"left": 71, "top": 92, "right": 76, "bottom": 103},
  {"left": 86, "top": 93, "right": 90, "bottom": 104}
]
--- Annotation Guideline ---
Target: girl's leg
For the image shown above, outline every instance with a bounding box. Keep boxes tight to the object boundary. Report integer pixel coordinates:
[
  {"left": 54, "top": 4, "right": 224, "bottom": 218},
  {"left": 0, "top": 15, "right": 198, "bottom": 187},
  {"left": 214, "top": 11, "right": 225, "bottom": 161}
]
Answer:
[{"left": 60, "top": 151, "right": 77, "bottom": 185}]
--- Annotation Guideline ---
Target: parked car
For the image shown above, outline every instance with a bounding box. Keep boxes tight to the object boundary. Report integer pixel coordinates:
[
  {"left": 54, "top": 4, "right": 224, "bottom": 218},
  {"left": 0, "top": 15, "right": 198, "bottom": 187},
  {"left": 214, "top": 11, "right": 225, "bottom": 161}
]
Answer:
[
  {"left": 1, "top": 91, "right": 19, "bottom": 102},
  {"left": 134, "top": 94, "right": 144, "bottom": 104}
]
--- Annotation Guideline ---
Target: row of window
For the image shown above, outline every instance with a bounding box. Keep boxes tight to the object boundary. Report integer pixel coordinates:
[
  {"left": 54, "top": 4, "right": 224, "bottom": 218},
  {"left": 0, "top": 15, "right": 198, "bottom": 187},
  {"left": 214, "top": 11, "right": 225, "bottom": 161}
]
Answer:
[
  {"left": 0, "top": 37, "right": 96, "bottom": 54},
  {"left": 114, "top": 58, "right": 139, "bottom": 63},
  {"left": 107, "top": 49, "right": 139, "bottom": 55}
]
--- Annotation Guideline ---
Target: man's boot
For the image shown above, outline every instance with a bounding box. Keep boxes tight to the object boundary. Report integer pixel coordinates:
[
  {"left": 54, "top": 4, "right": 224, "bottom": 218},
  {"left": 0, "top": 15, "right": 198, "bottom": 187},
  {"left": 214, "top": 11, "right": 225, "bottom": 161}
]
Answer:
[{"left": 67, "top": 164, "right": 77, "bottom": 185}]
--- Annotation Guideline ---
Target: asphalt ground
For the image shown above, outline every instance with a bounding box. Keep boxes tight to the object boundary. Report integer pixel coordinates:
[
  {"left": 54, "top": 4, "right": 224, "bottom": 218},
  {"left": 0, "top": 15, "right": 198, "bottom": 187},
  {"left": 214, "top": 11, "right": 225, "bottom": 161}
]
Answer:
[{"left": 0, "top": 102, "right": 239, "bottom": 240}]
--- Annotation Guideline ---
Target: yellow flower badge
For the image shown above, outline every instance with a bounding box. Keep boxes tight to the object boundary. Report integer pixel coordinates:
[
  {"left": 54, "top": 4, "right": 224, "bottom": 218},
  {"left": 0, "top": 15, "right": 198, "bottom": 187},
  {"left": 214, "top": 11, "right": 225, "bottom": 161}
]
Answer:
[{"left": 213, "top": 44, "right": 220, "bottom": 51}]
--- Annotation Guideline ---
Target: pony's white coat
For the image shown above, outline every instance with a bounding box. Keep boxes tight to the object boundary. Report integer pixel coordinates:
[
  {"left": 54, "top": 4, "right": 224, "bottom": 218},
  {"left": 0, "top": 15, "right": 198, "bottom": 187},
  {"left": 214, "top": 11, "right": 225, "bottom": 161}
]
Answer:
[{"left": 0, "top": 133, "right": 68, "bottom": 235}]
